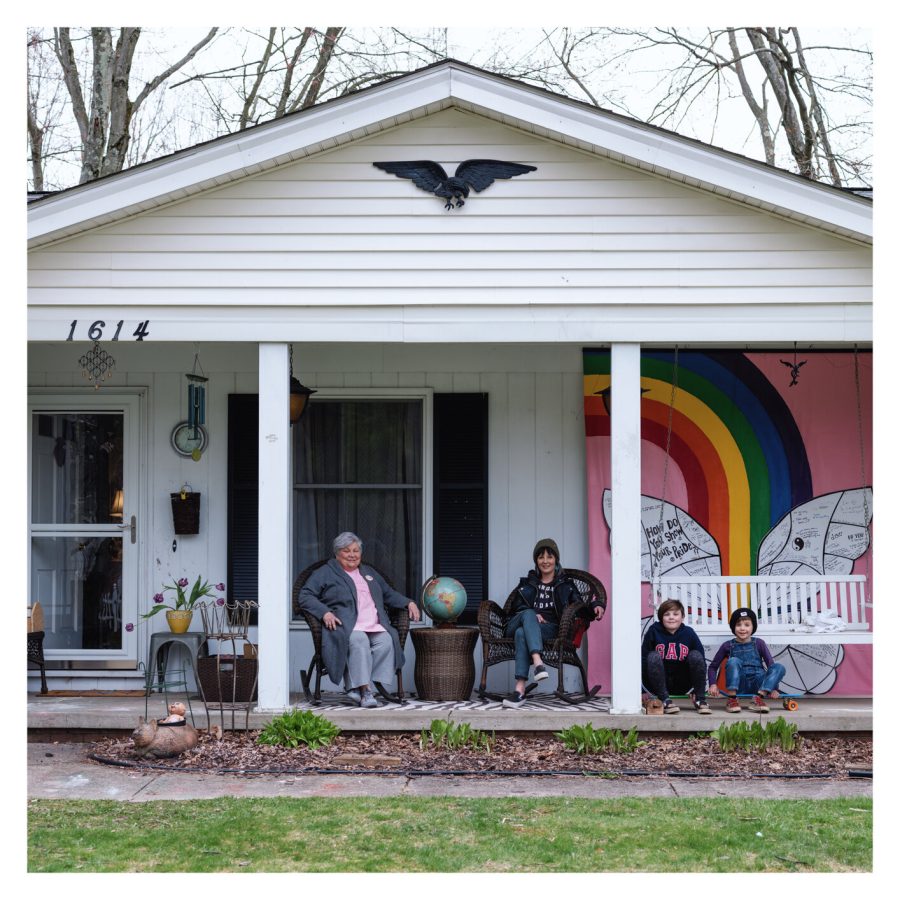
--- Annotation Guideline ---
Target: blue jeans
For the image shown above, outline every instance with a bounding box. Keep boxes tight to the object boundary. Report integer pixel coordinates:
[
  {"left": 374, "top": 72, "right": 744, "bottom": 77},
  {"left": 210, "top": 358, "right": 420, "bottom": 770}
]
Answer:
[
  {"left": 504, "top": 608, "right": 558, "bottom": 680},
  {"left": 725, "top": 641, "right": 786, "bottom": 695}
]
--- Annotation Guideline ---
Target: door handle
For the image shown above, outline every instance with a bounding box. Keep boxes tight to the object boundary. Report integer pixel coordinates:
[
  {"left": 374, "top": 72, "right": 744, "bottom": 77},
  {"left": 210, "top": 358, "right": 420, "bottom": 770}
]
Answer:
[{"left": 116, "top": 516, "right": 137, "bottom": 543}]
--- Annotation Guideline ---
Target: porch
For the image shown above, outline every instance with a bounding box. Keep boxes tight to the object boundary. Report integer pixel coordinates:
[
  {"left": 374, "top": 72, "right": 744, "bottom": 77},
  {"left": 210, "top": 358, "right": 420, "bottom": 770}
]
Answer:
[{"left": 27, "top": 691, "right": 873, "bottom": 738}]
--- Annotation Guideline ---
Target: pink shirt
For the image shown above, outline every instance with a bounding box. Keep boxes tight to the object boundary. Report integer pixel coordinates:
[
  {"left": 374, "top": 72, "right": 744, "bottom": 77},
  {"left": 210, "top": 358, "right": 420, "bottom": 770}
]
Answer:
[{"left": 348, "top": 568, "right": 385, "bottom": 633}]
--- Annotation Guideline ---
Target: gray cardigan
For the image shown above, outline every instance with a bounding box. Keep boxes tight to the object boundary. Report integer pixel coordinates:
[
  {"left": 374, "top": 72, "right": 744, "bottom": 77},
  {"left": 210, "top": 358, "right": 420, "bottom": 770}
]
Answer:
[{"left": 297, "top": 558, "right": 411, "bottom": 685}]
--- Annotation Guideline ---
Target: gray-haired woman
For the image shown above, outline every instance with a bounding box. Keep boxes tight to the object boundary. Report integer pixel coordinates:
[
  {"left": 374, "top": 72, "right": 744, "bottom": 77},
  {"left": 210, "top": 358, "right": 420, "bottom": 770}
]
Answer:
[{"left": 297, "top": 532, "right": 420, "bottom": 707}]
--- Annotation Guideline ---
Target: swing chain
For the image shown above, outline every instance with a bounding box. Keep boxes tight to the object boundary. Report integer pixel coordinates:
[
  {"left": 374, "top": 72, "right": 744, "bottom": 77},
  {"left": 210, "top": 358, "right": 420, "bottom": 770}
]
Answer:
[
  {"left": 655, "top": 346, "right": 679, "bottom": 581},
  {"left": 853, "top": 345, "right": 871, "bottom": 594}
]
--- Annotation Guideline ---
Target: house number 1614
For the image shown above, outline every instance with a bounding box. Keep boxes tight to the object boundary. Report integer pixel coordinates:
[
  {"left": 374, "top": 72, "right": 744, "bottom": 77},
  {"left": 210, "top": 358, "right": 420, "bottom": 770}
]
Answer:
[{"left": 66, "top": 320, "right": 151, "bottom": 341}]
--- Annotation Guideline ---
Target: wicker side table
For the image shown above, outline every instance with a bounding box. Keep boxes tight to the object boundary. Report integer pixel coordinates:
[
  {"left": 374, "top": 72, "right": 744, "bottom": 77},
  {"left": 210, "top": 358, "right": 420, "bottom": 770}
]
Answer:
[{"left": 410, "top": 626, "right": 479, "bottom": 701}]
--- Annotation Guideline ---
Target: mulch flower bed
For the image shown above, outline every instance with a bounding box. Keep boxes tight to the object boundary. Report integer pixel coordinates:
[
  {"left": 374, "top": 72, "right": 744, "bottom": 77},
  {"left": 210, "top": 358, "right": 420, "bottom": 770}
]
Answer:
[{"left": 90, "top": 730, "right": 872, "bottom": 779}]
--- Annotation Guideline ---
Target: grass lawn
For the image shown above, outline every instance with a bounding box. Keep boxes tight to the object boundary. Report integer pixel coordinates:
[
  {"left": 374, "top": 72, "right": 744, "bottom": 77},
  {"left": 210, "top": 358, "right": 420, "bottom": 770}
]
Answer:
[{"left": 28, "top": 796, "right": 871, "bottom": 873}]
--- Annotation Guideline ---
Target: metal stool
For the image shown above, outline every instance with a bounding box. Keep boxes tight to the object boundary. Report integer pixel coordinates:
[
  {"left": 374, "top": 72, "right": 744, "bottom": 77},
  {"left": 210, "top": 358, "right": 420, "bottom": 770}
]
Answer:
[
  {"left": 144, "top": 631, "right": 207, "bottom": 725},
  {"left": 27, "top": 630, "right": 48, "bottom": 695}
]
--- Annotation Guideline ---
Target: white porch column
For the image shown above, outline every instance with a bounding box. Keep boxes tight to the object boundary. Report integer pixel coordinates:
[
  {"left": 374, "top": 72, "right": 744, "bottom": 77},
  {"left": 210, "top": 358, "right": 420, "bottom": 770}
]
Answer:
[
  {"left": 609, "top": 342, "right": 643, "bottom": 714},
  {"left": 256, "top": 343, "right": 291, "bottom": 710}
]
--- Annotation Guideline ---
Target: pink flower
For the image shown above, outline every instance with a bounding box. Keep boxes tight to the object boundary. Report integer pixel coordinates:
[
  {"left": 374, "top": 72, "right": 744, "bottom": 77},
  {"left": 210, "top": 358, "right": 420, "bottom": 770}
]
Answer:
[
  {"left": 125, "top": 623, "right": 134, "bottom": 632},
  {"left": 216, "top": 597, "right": 225, "bottom": 606},
  {"left": 216, "top": 583, "right": 226, "bottom": 591},
  {"left": 177, "top": 578, "right": 189, "bottom": 587},
  {"left": 153, "top": 593, "right": 164, "bottom": 602}
]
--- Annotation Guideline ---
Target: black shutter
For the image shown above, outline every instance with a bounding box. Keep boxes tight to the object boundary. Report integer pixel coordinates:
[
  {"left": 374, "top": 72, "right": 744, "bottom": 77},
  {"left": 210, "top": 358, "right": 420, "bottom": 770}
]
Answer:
[
  {"left": 433, "top": 393, "right": 488, "bottom": 625},
  {"left": 227, "top": 394, "right": 259, "bottom": 623}
]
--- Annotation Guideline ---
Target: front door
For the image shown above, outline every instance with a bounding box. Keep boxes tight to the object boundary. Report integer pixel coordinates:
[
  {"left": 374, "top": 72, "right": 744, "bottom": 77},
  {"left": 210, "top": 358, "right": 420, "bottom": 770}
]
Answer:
[{"left": 28, "top": 393, "right": 142, "bottom": 668}]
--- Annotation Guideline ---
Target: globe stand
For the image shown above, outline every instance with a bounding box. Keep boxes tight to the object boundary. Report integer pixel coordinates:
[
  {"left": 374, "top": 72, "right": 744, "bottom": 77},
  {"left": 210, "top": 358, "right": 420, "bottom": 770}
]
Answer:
[
  {"left": 416, "top": 575, "right": 476, "bottom": 699},
  {"left": 410, "top": 626, "right": 479, "bottom": 700}
]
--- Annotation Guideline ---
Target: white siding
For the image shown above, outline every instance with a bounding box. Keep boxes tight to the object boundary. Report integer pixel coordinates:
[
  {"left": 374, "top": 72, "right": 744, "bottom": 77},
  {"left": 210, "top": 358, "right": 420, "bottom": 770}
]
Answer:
[
  {"left": 28, "top": 341, "right": 588, "bottom": 694},
  {"left": 29, "top": 109, "right": 871, "bottom": 311}
]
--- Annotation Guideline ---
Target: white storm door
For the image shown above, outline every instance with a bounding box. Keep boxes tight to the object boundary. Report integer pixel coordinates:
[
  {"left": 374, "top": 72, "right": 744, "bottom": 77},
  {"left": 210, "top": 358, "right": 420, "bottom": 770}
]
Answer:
[{"left": 28, "top": 393, "right": 142, "bottom": 668}]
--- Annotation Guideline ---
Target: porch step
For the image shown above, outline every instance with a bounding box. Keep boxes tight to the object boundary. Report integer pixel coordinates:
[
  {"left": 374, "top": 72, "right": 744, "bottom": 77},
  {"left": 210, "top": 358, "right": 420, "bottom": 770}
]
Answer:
[{"left": 28, "top": 692, "right": 872, "bottom": 735}]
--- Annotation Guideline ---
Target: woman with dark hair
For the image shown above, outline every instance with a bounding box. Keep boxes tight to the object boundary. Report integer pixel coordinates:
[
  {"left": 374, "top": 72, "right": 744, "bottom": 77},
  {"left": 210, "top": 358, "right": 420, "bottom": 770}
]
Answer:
[
  {"left": 502, "top": 538, "right": 603, "bottom": 709},
  {"left": 297, "top": 531, "right": 420, "bottom": 708}
]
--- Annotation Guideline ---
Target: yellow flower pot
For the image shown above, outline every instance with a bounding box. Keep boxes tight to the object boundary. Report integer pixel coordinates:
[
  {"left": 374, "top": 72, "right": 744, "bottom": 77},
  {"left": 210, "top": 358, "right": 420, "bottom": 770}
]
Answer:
[{"left": 165, "top": 609, "right": 193, "bottom": 634}]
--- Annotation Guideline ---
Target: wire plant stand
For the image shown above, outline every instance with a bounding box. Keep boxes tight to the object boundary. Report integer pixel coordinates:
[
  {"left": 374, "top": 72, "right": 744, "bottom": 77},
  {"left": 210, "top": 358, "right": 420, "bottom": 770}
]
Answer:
[{"left": 197, "top": 599, "right": 259, "bottom": 731}]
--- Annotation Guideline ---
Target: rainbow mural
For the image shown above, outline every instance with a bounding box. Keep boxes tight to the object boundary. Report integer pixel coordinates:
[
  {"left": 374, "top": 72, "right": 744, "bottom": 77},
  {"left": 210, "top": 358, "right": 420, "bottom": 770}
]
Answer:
[{"left": 583, "top": 350, "right": 813, "bottom": 574}]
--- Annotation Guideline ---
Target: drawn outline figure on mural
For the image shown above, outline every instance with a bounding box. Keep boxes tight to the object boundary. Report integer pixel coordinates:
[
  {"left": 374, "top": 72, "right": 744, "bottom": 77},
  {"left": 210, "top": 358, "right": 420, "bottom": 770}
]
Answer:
[
  {"left": 585, "top": 348, "right": 872, "bottom": 698},
  {"left": 618, "top": 488, "right": 872, "bottom": 695}
]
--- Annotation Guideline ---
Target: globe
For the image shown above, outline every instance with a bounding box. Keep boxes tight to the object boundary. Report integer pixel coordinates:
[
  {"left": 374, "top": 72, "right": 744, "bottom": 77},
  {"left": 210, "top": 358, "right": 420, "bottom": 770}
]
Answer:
[{"left": 421, "top": 576, "right": 467, "bottom": 624}]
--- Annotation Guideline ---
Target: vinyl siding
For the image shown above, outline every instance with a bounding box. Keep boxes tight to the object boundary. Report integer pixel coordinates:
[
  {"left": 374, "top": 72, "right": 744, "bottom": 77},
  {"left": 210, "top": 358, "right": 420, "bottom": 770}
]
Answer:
[
  {"left": 27, "top": 340, "right": 589, "bottom": 694},
  {"left": 29, "top": 109, "right": 871, "bottom": 310}
]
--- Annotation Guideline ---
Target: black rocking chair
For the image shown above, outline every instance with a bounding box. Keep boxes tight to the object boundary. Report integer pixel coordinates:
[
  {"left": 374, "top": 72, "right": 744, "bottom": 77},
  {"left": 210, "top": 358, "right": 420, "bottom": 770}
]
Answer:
[
  {"left": 477, "top": 568, "right": 607, "bottom": 704},
  {"left": 292, "top": 559, "right": 410, "bottom": 705}
]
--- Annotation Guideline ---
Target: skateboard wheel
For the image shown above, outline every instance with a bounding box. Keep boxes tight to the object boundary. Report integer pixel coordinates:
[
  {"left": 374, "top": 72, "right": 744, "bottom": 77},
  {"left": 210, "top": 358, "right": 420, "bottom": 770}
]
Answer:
[{"left": 783, "top": 699, "right": 798, "bottom": 711}]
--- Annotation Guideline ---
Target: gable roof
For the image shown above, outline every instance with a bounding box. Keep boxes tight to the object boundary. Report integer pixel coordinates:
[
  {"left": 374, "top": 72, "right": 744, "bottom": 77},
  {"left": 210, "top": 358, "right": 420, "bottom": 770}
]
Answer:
[{"left": 28, "top": 59, "right": 872, "bottom": 248}]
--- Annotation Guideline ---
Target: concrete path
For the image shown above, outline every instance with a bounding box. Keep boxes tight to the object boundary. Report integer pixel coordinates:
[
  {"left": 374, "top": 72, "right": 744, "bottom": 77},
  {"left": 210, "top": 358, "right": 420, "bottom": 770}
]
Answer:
[{"left": 28, "top": 743, "right": 872, "bottom": 802}]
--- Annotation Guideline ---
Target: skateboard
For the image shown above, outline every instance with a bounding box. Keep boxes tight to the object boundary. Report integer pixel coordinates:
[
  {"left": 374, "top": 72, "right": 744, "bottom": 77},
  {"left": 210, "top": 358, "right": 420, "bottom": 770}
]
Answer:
[
  {"left": 721, "top": 692, "right": 800, "bottom": 711},
  {"left": 713, "top": 661, "right": 798, "bottom": 710}
]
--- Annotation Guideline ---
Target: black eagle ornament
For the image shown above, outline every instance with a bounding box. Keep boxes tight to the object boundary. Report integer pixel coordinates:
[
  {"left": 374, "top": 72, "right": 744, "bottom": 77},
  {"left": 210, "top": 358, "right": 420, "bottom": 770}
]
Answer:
[{"left": 373, "top": 159, "right": 537, "bottom": 209}]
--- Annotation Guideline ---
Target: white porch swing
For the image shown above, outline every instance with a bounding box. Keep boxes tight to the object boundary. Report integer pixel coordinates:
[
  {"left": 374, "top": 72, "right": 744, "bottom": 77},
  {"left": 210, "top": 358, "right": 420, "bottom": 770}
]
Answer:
[{"left": 651, "top": 347, "right": 873, "bottom": 645}]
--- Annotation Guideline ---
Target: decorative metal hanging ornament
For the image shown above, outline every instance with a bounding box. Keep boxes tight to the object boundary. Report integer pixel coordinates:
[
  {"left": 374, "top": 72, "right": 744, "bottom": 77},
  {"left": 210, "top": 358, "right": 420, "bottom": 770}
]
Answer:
[
  {"left": 373, "top": 159, "right": 537, "bottom": 210},
  {"left": 780, "top": 342, "right": 808, "bottom": 387},
  {"left": 78, "top": 341, "right": 116, "bottom": 390},
  {"left": 186, "top": 349, "right": 208, "bottom": 438}
]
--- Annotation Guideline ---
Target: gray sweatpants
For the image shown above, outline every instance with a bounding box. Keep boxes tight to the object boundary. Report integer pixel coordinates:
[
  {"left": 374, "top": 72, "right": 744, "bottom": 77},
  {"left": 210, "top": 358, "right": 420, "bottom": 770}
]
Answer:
[{"left": 344, "top": 630, "right": 395, "bottom": 689}]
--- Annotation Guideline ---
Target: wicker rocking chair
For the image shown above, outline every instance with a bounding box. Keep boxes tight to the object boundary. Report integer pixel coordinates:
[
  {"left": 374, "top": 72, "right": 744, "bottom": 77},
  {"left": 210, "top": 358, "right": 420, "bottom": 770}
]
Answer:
[
  {"left": 476, "top": 568, "right": 607, "bottom": 704},
  {"left": 292, "top": 559, "right": 410, "bottom": 705}
]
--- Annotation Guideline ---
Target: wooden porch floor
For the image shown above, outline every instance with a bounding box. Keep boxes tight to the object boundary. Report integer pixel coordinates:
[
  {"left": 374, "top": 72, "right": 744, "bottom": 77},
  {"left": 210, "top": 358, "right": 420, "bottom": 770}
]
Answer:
[{"left": 28, "top": 691, "right": 872, "bottom": 735}]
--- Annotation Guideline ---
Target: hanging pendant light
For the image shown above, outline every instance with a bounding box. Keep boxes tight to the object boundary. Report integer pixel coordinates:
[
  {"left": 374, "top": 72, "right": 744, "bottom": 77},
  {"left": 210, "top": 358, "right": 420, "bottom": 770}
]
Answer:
[{"left": 289, "top": 344, "right": 316, "bottom": 424}]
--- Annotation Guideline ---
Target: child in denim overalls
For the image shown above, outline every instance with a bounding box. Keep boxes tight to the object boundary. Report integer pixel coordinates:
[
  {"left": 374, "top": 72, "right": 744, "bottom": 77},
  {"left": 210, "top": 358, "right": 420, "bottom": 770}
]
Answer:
[{"left": 707, "top": 608, "right": 787, "bottom": 713}]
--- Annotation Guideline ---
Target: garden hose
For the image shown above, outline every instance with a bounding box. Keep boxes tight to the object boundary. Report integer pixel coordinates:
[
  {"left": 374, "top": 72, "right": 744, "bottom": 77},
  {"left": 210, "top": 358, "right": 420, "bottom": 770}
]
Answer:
[{"left": 88, "top": 754, "right": 871, "bottom": 779}]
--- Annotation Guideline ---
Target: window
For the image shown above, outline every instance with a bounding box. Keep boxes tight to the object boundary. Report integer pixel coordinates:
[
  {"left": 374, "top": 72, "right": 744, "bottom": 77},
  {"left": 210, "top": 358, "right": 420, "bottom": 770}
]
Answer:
[
  {"left": 293, "top": 399, "right": 423, "bottom": 600},
  {"left": 226, "top": 390, "right": 490, "bottom": 622}
]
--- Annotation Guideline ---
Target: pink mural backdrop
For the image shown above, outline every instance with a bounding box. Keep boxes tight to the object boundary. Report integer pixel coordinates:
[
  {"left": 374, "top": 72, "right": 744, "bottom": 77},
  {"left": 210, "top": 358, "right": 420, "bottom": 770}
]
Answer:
[{"left": 583, "top": 350, "right": 873, "bottom": 696}]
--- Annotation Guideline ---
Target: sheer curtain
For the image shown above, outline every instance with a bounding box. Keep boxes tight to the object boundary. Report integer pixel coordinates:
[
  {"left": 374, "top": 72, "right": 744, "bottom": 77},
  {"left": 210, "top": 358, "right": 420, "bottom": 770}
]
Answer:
[{"left": 292, "top": 400, "right": 422, "bottom": 607}]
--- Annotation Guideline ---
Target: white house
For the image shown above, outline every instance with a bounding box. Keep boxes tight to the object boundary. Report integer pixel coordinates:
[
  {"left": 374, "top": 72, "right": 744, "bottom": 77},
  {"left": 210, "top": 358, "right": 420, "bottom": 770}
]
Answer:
[{"left": 27, "top": 60, "right": 872, "bottom": 713}]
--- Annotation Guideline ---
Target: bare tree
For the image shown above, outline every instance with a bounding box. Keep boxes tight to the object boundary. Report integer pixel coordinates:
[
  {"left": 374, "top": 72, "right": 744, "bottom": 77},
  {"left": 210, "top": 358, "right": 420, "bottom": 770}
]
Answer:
[
  {"left": 29, "top": 26, "right": 447, "bottom": 189},
  {"left": 34, "top": 27, "right": 218, "bottom": 187},
  {"left": 27, "top": 29, "right": 70, "bottom": 192},
  {"left": 175, "top": 27, "right": 446, "bottom": 134},
  {"left": 28, "top": 26, "right": 870, "bottom": 190},
  {"left": 493, "top": 27, "right": 871, "bottom": 186}
]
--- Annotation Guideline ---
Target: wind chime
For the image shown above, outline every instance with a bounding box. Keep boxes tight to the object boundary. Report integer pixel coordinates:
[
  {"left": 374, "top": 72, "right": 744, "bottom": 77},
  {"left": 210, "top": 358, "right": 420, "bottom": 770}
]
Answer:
[
  {"left": 78, "top": 342, "right": 116, "bottom": 390},
  {"left": 186, "top": 351, "right": 208, "bottom": 443}
]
